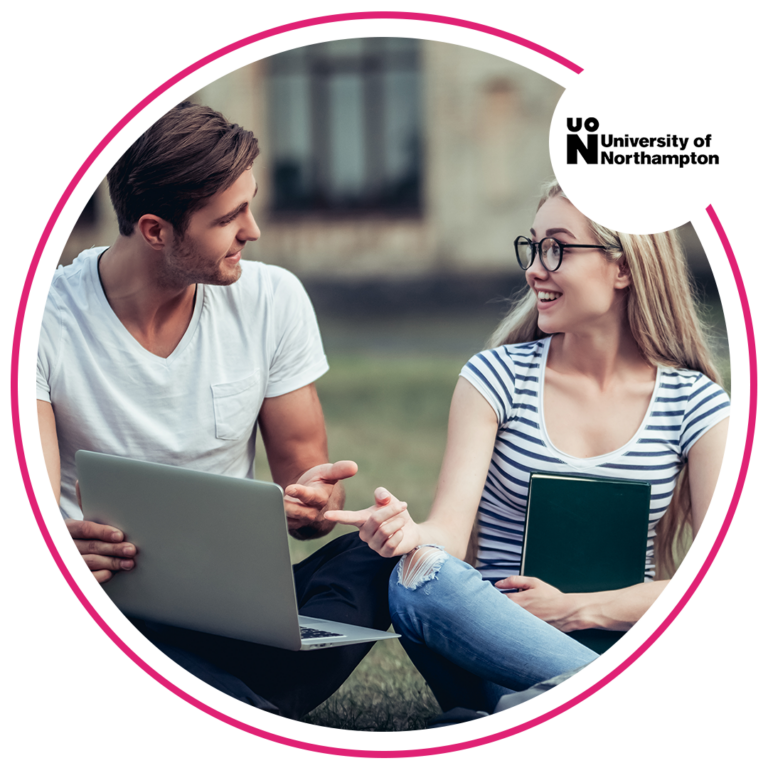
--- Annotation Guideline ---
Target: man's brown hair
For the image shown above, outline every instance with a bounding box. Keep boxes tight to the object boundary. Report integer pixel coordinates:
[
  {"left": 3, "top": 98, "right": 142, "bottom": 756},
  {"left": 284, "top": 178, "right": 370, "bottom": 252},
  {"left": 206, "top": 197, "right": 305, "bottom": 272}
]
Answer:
[{"left": 107, "top": 101, "right": 260, "bottom": 237}]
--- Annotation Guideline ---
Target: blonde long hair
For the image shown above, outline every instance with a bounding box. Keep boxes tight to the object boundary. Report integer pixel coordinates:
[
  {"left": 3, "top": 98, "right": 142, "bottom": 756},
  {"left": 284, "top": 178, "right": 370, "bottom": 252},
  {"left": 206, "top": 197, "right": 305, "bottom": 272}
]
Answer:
[{"left": 473, "top": 181, "right": 724, "bottom": 578}]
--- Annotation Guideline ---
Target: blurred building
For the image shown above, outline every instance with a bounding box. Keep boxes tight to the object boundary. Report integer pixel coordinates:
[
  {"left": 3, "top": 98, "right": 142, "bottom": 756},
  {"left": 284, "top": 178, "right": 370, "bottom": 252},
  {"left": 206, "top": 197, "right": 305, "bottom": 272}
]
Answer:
[{"left": 62, "top": 38, "right": 713, "bottom": 311}]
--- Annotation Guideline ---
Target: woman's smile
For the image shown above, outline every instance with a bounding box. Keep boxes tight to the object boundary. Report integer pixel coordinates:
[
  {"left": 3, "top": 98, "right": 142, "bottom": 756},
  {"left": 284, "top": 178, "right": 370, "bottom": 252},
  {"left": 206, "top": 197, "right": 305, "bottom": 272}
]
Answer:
[{"left": 536, "top": 289, "right": 562, "bottom": 307}]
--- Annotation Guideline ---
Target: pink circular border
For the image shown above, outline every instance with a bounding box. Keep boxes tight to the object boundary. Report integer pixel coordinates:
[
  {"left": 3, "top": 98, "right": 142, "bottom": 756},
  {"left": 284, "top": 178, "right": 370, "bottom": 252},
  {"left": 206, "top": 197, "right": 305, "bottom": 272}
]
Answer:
[{"left": 11, "top": 12, "right": 756, "bottom": 759}]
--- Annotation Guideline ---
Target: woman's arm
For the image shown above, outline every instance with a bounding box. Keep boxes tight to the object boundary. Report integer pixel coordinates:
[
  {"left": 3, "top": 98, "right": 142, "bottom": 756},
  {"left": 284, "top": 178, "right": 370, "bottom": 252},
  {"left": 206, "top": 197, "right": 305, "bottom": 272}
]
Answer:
[
  {"left": 497, "top": 577, "right": 668, "bottom": 632},
  {"left": 325, "top": 377, "right": 498, "bottom": 558},
  {"left": 417, "top": 377, "right": 500, "bottom": 557},
  {"left": 499, "top": 417, "right": 730, "bottom": 631}
]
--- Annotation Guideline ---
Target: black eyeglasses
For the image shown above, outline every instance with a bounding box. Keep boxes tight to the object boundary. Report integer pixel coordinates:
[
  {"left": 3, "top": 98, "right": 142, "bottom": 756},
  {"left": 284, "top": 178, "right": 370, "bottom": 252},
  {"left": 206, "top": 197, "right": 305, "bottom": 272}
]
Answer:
[{"left": 514, "top": 236, "right": 607, "bottom": 272}]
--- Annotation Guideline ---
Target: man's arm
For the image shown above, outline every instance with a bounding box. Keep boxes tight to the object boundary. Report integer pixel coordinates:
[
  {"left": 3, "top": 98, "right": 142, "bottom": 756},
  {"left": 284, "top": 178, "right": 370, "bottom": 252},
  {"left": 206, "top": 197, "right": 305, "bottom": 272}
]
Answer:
[
  {"left": 38, "top": 399, "right": 61, "bottom": 505},
  {"left": 37, "top": 400, "right": 136, "bottom": 582},
  {"left": 258, "top": 384, "right": 356, "bottom": 540}
]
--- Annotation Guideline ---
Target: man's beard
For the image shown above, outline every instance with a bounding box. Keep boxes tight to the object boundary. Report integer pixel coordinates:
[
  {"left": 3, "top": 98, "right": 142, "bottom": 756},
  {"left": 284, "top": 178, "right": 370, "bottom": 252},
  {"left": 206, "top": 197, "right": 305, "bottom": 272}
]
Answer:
[{"left": 158, "top": 232, "right": 242, "bottom": 289}]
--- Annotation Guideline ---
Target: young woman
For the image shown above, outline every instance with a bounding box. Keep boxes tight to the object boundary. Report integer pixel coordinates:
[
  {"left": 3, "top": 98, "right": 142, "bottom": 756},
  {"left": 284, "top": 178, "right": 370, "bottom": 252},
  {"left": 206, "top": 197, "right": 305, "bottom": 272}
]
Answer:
[{"left": 325, "top": 181, "right": 730, "bottom": 713}]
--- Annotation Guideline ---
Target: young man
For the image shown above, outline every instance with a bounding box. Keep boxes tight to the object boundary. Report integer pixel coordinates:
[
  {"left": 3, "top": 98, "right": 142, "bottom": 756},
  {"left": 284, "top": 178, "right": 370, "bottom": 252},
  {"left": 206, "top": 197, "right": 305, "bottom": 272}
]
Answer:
[{"left": 36, "top": 102, "right": 397, "bottom": 718}]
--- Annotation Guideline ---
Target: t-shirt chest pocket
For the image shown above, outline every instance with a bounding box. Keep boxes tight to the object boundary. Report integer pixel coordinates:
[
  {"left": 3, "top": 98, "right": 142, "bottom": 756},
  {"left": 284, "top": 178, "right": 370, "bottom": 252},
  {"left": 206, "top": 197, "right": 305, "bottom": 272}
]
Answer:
[{"left": 211, "top": 373, "right": 263, "bottom": 441}]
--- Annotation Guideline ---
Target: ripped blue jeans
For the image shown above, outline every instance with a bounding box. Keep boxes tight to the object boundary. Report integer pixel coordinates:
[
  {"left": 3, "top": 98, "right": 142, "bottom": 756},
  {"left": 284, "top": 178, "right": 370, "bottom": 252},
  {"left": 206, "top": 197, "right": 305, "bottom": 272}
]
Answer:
[{"left": 389, "top": 549, "right": 599, "bottom": 713}]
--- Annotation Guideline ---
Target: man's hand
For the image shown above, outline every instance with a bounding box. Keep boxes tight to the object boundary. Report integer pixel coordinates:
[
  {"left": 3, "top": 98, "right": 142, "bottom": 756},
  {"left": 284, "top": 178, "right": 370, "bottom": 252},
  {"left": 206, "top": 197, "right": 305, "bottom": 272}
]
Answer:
[
  {"left": 283, "top": 460, "right": 358, "bottom": 539},
  {"left": 69, "top": 479, "right": 136, "bottom": 583},
  {"left": 495, "top": 575, "right": 586, "bottom": 633},
  {"left": 324, "top": 487, "right": 417, "bottom": 557},
  {"left": 66, "top": 519, "right": 136, "bottom": 584}
]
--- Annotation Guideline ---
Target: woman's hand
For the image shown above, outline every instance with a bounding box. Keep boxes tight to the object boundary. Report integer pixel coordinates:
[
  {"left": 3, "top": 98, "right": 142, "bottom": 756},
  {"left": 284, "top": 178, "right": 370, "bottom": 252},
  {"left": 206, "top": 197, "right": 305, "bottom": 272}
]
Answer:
[
  {"left": 324, "top": 377, "right": 502, "bottom": 561},
  {"left": 497, "top": 575, "right": 669, "bottom": 632},
  {"left": 495, "top": 575, "right": 589, "bottom": 632},
  {"left": 324, "top": 488, "right": 421, "bottom": 557}
]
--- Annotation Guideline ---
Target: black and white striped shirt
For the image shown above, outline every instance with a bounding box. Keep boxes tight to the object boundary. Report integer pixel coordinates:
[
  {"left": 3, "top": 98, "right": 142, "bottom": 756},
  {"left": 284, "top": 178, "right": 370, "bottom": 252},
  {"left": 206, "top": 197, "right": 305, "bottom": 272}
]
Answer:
[{"left": 460, "top": 337, "right": 730, "bottom": 581}]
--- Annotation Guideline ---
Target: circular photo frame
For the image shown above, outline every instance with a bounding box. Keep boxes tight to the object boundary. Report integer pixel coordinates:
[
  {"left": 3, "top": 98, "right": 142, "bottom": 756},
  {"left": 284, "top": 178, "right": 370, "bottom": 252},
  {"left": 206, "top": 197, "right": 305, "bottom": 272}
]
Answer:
[{"left": 16, "top": 12, "right": 757, "bottom": 759}]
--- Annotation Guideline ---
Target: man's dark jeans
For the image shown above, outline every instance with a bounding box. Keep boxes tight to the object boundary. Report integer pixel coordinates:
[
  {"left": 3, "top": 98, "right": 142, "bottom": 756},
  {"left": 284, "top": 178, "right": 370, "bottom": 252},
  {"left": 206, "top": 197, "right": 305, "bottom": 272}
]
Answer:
[{"left": 132, "top": 532, "right": 396, "bottom": 719}]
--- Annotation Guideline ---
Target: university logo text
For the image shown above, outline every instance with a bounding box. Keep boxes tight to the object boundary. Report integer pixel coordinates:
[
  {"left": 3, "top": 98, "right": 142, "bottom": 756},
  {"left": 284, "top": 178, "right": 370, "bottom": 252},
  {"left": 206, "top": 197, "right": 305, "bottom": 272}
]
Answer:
[{"left": 566, "top": 118, "right": 718, "bottom": 168}]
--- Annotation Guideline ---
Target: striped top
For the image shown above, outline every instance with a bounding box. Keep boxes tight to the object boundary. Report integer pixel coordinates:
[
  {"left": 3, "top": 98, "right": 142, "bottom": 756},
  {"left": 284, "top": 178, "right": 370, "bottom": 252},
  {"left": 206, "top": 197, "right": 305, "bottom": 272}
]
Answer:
[{"left": 460, "top": 337, "right": 730, "bottom": 581}]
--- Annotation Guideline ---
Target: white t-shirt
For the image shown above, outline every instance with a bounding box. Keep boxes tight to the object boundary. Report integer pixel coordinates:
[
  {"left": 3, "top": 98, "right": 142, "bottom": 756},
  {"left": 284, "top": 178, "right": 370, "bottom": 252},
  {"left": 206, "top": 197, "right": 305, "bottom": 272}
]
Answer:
[{"left": 37, "top": 247, "right": 329, "bottom": 520}]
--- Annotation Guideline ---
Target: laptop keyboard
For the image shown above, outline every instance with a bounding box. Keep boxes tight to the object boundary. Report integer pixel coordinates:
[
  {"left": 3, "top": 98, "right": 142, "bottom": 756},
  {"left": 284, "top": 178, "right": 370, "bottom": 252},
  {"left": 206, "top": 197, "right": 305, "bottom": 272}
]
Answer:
[{"left": 300, "top": 627, "right": 345, "bottom": 639}]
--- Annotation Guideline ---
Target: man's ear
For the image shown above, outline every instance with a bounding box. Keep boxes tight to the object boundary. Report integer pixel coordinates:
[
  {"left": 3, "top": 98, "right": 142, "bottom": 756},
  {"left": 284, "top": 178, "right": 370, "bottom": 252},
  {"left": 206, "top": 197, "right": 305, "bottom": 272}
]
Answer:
[{"left": 136, "top": 214, "right": 173, "bottom": 250}]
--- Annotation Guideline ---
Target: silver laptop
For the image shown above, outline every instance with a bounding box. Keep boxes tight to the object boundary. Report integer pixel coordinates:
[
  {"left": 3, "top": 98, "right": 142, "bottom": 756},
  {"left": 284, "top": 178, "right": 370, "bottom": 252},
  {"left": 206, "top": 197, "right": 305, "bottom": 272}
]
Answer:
[{"left": 75, "top": 451, "right": 398, "bottom": 651}]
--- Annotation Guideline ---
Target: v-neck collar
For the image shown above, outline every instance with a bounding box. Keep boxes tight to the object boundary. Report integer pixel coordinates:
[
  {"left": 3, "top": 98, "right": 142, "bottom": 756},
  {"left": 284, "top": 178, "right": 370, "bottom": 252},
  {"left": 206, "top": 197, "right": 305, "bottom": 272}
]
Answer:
[{"left": 89, "top": 247, "right": 204, "bottom": 365}]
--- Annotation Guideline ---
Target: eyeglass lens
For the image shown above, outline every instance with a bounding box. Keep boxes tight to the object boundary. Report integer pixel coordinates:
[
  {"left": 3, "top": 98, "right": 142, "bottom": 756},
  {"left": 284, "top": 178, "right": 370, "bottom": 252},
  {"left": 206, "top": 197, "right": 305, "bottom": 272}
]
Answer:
[{"left": 517, "top": 238, "right": 561, "bottom": 271}]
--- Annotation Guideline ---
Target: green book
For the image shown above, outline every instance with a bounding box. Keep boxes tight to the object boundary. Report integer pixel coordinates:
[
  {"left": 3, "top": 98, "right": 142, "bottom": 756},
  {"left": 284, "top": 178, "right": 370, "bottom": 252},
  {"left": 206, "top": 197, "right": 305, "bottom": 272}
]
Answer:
[{"left": 520, "top": 472, "right": 652, "bottom": 654}]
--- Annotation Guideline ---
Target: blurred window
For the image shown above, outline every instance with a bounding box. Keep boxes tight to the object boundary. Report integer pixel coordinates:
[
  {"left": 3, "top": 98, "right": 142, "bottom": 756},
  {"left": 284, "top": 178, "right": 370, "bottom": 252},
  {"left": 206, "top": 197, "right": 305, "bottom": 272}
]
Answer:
[{"left": 268, "top": 38, "right": 422, "bottom": 213}]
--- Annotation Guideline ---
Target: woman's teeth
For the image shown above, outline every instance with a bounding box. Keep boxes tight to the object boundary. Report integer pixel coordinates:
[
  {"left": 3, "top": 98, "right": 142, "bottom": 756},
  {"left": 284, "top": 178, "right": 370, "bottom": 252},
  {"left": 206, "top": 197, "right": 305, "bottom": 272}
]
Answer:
[{"left": 538, "top": 291, "right": 561, "bottom": 302}]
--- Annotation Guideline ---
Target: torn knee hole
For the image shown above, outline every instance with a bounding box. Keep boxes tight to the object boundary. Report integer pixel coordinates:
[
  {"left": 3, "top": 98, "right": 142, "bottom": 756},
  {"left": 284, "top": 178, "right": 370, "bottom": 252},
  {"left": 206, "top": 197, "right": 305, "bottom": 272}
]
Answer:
[{"left": 397, "top": 546, "right": 448, "bottom": 590}]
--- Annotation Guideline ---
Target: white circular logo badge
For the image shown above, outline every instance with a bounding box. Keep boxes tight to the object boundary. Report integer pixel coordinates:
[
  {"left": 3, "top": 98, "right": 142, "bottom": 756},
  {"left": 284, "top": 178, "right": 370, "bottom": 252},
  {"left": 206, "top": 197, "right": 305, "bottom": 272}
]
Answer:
[{"left": 549, "top": 50, "right": 735, "bottom": 235}]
